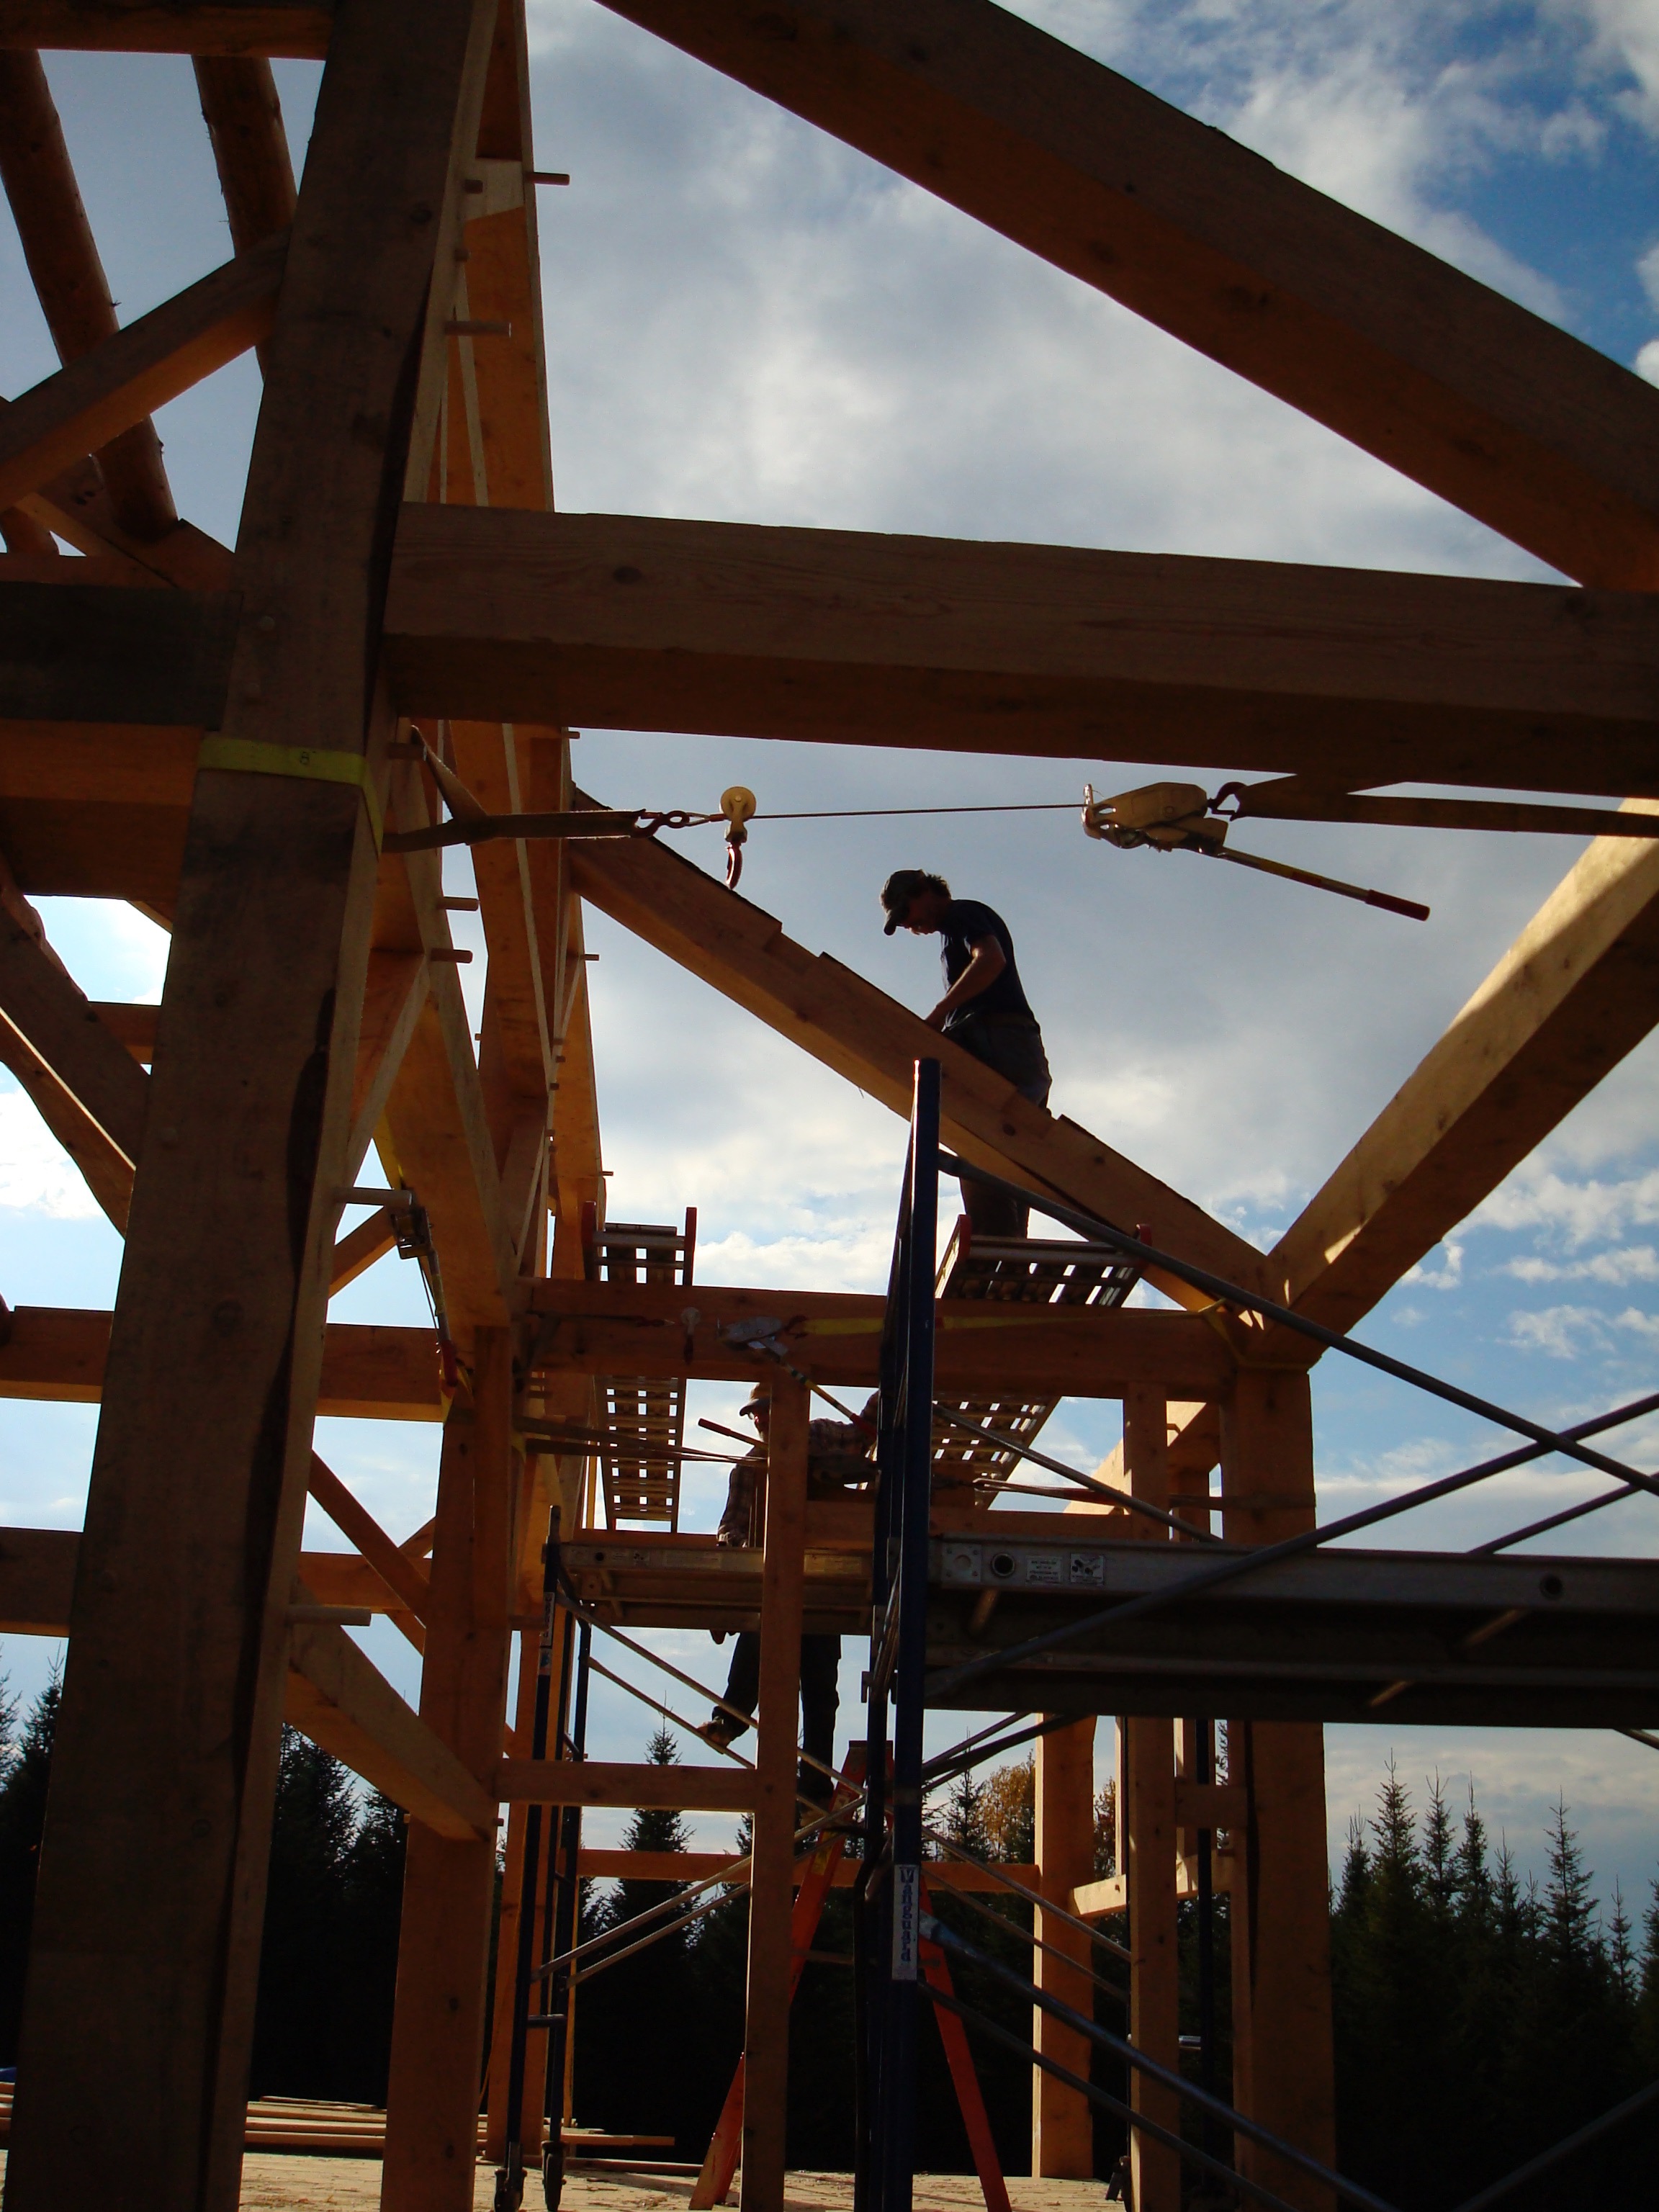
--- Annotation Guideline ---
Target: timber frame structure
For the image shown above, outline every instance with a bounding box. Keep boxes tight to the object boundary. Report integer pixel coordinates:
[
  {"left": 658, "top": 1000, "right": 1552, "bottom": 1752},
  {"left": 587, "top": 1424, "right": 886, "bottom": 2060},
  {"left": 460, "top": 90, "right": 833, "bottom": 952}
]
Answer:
[{"left": 2, "top": 4, "right": 1659, "bottom": 2210}]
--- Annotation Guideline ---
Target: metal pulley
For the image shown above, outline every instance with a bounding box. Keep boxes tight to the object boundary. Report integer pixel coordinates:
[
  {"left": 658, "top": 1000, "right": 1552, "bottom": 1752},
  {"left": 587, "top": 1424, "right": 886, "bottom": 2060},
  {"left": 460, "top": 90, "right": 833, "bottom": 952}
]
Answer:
[
  {"left": 1081, "top": 781, "right": 1228, "bottom": 853},
  {"left": 721, "top": 786, "right": 757, "bottom": 887},
  {"left": 1081, "top": 781, "right": 1429, "bottom": 922}
]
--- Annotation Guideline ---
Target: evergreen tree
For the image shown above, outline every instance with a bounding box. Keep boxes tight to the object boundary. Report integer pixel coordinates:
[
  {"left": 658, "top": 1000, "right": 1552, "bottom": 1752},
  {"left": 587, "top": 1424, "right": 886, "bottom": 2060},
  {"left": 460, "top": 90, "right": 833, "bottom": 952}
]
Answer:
[
  {"left": 0, "top": 1667, "right": 58, "bottom": 2066},
  {"left": 332, "top": 1791, "right": 408, "bottom": 2103},
  {"left": 248, "top": 1727, "right": 356, "bottom": 2098},
  {"left": 939, "top": 1768, "right": 989, "bottom": 1862},
  {"left": 1609, "top": 1881, "right": 1636, "bottom": 2007},
  {"left": 1638, "top": 1881, "right": 1659, "bottom": 2071},
  {"left": 1423, "top": 1772, "right": 1457, "bottom": 1921}
]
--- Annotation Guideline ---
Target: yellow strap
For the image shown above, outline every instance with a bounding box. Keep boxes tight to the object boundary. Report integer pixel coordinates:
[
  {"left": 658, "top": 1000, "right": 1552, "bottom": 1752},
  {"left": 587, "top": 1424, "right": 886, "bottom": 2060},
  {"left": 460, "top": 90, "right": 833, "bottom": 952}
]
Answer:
[{"left": 198, "top": 736, "right": 385, "bottom": 853}]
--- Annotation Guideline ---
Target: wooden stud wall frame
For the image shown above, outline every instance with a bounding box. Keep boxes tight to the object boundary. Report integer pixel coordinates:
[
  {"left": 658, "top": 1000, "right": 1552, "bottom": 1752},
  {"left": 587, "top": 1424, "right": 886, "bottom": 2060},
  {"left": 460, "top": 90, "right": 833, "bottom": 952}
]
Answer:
[{"left": 1, "top": 4, "right": 1657, "bottom": 2208}]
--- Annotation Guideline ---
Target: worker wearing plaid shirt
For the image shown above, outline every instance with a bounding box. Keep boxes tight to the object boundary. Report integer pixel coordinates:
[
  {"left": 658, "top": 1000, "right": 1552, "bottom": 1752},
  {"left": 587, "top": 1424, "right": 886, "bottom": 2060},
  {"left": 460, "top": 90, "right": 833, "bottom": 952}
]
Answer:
[{"left": 697, "top": 1382, "right": 873, "bottom": 1804}]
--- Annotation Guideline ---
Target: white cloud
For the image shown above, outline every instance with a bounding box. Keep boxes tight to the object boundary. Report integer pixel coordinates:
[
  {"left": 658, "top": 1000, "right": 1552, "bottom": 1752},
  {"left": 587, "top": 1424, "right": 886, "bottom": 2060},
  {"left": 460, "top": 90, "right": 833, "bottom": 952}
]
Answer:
[
  {"left": 1638, "top": 241, "right": 1659, "bottom": 310},
  {"left": 1404, "top": 1241, "right": 1465, "bottom": 1290},
  {"left": 1564, "top": 0, "right": 1659, "bottom": 136},
  {"left": 1506, "top": 1303, "right": 1609, "bottom": 1357},
  {"left": 1475, "top": 1164, "right": 1659, "bottom": 1246},
  {"left": 0, "top": 1087, "right": 100, "bottom": 1220},
  {"left": 1500, "top": 1244, "right": 1659, "bottom": 1284},
  {"left": 1637, "top": 338, "right": 1659, "bottom": 385}
]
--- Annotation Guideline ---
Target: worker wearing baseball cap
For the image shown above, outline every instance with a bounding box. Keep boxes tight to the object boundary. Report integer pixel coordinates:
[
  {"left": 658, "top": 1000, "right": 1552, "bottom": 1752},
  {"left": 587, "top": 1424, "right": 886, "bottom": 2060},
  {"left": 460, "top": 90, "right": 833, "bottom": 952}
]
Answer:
[{"left": 880, "top": 868, "right": 1051, "bottom": 1237}]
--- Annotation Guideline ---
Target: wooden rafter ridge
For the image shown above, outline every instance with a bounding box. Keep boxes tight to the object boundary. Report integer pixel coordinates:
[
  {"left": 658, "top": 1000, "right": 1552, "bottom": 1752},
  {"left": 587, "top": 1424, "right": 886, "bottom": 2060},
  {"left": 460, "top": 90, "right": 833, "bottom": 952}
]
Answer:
[
  {"left": 2, "top": 2, "right": 335, "bottom": 57},
  {"left": 1272, "top": 802, "right": 1659, "bottom": 1337},
  {"left": 384, "top": 507, "right": 1659, "bottom": 796},
  {"left": 564, "top": 796, "right": 1267, "bottom": 1299},
  {"left": 0, "top": 229, "right": 287, "bottom": 518},
  {"left": 597, "top": 0, "right": 1659, "bottom": 588}
]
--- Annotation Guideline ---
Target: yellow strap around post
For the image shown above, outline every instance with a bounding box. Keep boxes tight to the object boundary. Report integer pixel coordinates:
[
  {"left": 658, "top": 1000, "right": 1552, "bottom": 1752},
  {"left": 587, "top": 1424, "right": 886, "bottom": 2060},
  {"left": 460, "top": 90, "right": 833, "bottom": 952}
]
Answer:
[{"left": 197, "top": 736, "right": 385, "bottom": 853}]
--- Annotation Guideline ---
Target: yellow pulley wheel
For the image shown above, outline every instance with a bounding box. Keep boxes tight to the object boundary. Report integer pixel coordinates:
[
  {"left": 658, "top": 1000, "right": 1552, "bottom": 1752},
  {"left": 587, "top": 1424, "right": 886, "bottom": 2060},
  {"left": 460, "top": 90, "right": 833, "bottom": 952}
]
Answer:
[{"left": 720, "top": 787, "right": 756, "bottom": 888}]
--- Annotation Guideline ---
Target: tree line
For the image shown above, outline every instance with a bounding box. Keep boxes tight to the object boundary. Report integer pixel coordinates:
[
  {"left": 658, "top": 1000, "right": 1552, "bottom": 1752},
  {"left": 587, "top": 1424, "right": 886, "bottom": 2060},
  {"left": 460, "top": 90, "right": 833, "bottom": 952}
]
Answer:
[{"left": 2, "top": 1670, "right": 1658, "bottom": 2203}]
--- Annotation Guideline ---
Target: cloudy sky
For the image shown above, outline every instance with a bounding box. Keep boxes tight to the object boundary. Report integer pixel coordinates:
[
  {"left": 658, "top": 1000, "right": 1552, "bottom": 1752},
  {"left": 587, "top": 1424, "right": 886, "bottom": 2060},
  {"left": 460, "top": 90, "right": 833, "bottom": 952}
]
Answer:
[{"left": 6, "top": 0, "right": 1659, "bottom": 1894}]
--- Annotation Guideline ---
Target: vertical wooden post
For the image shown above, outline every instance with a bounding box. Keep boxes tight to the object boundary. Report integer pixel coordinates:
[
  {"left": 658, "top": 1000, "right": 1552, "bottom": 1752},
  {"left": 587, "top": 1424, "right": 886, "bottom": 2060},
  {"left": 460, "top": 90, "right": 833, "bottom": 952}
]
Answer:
[
  {"left": 485, "top": 1625, "right": 551, "bottom": 2162},
  {"left": 1222, "top": 1369, "right": 1336, "bottom": 2212},
  {"left": 739, "top": 1370, "right": 809, "bottom": 2212},
  {"left": 1, "top": 7, "right": 495, "bottom": 2208},
  {"left": 1031, "top": 1714, "right": 1096, "bottom": 2177},
  {"left": 382, "top": 1328, "right": 518, "bottom": 2212},
  {"left": 1123, "top": 1388, "right": 1179, "bottom": 2212}
]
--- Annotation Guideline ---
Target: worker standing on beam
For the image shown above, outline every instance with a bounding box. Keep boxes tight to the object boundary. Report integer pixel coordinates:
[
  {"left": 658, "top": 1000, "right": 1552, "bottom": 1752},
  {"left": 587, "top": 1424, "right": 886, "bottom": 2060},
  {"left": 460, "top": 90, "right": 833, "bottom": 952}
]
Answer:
[
  {"left": 880, "top": 867, "right": 1052, "bottom": 1238},
  {"left": 697, "top": 1381, "right": 872, "bottom": 1804}
]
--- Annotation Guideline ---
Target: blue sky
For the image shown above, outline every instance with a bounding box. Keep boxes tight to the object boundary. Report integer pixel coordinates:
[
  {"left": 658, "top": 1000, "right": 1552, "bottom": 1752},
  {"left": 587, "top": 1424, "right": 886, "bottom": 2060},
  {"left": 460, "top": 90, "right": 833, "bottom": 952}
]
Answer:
[{"left": 5, "top": 0, "right": 1659, "bottom": 1896}]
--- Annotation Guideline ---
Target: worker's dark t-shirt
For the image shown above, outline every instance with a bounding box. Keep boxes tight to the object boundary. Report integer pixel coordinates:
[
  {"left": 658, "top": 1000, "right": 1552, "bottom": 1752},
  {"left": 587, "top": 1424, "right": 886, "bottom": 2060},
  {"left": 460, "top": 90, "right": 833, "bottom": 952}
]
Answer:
[{"left": 939, "top": 899, "right": 1037, "bottom": 1030}]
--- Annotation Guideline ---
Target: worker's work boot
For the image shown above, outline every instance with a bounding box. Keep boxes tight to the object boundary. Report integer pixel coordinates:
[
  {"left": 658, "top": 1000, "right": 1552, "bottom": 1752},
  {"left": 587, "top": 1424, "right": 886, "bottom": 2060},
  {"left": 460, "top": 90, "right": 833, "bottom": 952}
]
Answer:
[{"left": 696, "top": 1709, "right": 749, "bottom": 1751}]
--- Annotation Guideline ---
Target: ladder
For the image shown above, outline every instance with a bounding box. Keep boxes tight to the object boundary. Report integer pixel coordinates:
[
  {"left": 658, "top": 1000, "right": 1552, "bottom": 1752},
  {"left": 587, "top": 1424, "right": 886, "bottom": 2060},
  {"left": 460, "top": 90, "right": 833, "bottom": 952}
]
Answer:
[
  {"left": 580, "top": 1204, "right": 697, "bottom": 1529},
  {"left": 931, "top": 1219, "right": 1141, "bottom": 1501}
]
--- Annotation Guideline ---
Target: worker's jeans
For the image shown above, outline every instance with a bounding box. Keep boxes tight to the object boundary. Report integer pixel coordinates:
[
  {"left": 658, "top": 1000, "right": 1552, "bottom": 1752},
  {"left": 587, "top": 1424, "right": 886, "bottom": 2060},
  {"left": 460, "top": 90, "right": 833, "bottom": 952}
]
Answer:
[
  {"left": 945, "top": 1014, "right": 1052, "bottom": 1238},
  {"left": 722, "top": 1630, "right": 841, "bottom": 1804}
]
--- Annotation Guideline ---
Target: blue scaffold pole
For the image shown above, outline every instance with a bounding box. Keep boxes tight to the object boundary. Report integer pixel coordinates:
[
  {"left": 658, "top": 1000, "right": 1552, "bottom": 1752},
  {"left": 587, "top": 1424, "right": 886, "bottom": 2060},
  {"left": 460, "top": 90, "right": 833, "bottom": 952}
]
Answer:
[{"left": 865, "top": 1058, "right": 940, "bottom": 2212}]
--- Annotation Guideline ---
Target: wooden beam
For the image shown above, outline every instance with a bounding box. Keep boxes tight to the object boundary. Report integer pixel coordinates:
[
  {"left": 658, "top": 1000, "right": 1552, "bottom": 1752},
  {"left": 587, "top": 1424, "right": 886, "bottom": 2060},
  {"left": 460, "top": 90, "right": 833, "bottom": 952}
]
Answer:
[
  {"left": 2, "top": 4, "right": 333, "bottom": 57},
  {"left": 498, "top": 1757, "right": 760, "bottom": 1811},
  {"left": 0, "top": 1523, "right": 76, "bottom": 1635},
  {"left": 1031, "top": 1717, "right": 1096, "bottom": 2177},
  {"left": 14, "top": 447, "right": 233, "bottom": 588},
  {"left": 1220, "top": 1372, "right": 1335, "bottom": 2208},
  {"left": 192, "top": 55, "right": 297, "bottom": 257},
  {"left": 385, "top": 508, "right": 1659, "bottom": 797},
  {"left": 0, "top": 49, "right": 176, "bottom": 539},
  {"left": 741, "top": 1370, "right": 809, "bottom": 2212},
  {"left": 345, "top": 946, "right": 428, "bottom": 1169},
  {"left": 0, "top": 1527, "right": 469, "bottom": 1828},
  {"left": 0, "top": 716, "right": 196, "bottom": 807},
  {"left": 0, "top": 233, "right": 286, "bottom": 517},
  {"left": 1273, "top": 807, "right": 1659, "bottom": 1336},
  {"left": 0, "top": 576, "right": 236, "bottom": 724},
  {"left": 285, "top": 1611, "right": 493, "bottom": 1840},
  {"left": 0, "top": 1305, "right": 445, "bottom": 1419},
  {"left": 573, "top": 1849, "right": 1041, "bottom": 1892},
  {"left": 90, "top": 1000, "right": 159, "bottom": 1063},
  {"left": 0, "top": 896, "right": 149, "bottom": 1225},
  {"left": 328, "top": 1203, "right": 397, "bottom": 1292},
  {"left": 528, "top": 1276, "right": 1233, "bottom": 1398},
  {"left": 0, "top": 902, "right": 148, "bottom": 1159},
  {"left": 383, "top": 1328, "right": 518, "bottom": 2210},
  {"left": 376, "top": 771, "right": 518, "bottom": 1338},
  {"left": 1, "top": 3, "right": 496, "bottom": 2198},
  {"left": 566, "top": 801, "right": 1267, "bottom": 1300},
  {"left": 306, "top": 1452, "right": 431, "bottom": 1623},
  {"left": 596, "top": 0, "right": 1659, "bottom": 589},
  {"left": 1121, "top": 1390, "right": 1178, "bottom": 2212}
]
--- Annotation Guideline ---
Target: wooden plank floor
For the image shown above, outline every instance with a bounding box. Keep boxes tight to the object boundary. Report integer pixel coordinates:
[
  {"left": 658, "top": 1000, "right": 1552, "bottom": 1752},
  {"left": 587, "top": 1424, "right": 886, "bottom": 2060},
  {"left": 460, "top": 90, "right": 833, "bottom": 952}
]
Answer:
[{"left": 0, "top": 2157, "right": 1114, "bottom": 2211}]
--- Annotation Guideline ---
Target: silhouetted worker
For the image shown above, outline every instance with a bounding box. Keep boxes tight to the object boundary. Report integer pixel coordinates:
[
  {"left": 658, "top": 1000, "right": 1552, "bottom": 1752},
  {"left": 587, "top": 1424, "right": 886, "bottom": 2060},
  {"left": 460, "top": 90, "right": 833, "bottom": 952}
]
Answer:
[
  {"left": 697, "top": 1381, "right": 872, "bottom": 1807},
  {"left": 880, "top": 867, "right": 1051, "bottom": 1238}
]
